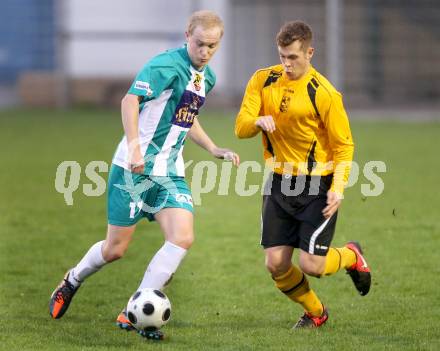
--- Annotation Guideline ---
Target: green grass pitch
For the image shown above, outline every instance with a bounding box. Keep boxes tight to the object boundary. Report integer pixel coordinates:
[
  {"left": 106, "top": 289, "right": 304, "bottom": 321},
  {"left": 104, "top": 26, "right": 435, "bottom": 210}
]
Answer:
[{"left": 0, "top": 108, "right": 439, "bottom": 350}]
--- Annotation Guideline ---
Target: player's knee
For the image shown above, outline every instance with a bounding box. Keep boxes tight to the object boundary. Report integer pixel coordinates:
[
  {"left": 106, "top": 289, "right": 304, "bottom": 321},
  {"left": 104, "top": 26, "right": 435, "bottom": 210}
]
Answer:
[
  {"left": 103, "top": 251, "right": 123, "bottom": 262},
  {"left": 265, "top": 258, "right": 291, "bottom": 277},
  {"left": 168, "top": 231, "right": 194, "bottom": 250},
  {"left": 299, "top": 260, "right": 324, "bottom": 277},
  {"left": 102, "top": 244, "right": 128, "bottom": 262}
]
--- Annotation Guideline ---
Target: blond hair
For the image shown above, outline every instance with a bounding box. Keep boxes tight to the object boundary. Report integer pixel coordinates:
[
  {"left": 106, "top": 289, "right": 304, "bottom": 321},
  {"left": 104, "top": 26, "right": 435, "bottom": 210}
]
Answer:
[{"left": 187, "top": 10, "right": 224, "bottom": 37}]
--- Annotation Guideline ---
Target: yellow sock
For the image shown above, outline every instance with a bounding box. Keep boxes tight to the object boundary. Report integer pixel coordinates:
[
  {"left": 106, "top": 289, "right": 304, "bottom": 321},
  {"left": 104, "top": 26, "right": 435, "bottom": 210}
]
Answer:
[
  {"left": 273, "top": 265, "right": 323, "bottom": 317},
  {"left": 323, "top": 247, "right": 357, "bottom": 275}
]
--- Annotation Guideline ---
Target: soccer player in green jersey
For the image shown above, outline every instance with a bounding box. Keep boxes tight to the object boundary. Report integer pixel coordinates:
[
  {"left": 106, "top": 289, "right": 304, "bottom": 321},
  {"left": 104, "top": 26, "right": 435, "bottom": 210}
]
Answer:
[{"left": 49, "top": 10, "right": 239, "bottom": 340}]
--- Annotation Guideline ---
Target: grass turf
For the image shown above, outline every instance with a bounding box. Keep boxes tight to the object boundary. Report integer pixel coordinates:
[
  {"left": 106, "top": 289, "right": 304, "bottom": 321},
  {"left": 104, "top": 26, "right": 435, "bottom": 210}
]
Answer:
[{"left": 0, "top": 108, "right": 439, "bottom": 350}]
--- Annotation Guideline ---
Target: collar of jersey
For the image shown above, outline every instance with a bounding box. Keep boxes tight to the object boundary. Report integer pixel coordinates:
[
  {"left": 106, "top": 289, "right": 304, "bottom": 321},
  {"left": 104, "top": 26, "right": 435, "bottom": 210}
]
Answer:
[
  {"left": 179, "top": 44, "right": 206, "bottom": 73},
  {"left": 282, "top": 65, "right": 315, "bottom": 86}
]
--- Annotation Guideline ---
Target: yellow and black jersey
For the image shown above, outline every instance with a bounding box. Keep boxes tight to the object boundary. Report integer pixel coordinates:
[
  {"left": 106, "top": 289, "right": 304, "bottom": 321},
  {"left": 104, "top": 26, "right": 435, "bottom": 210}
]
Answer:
[{"left": 235, "top": 65, "right": 354, "bottom": 194}]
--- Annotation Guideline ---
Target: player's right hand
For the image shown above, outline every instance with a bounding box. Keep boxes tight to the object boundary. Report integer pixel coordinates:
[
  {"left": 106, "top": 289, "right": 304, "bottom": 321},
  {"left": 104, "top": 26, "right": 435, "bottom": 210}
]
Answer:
[
  {"left": 255, "top": 115, "right": 276, "bottom": 133},
  {"left": 129, "top": 150, "right": 145, "bottom": 174},
  {"left": 130, "top": 161, "right": 145, "bottom": 174}
]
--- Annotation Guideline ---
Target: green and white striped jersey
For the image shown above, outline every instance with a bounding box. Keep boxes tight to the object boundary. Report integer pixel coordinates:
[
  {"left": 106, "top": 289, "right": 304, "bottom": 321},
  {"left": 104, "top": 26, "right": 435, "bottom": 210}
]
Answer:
[{"left": 112, "top": 44, "right": 216, "bottom": 177}]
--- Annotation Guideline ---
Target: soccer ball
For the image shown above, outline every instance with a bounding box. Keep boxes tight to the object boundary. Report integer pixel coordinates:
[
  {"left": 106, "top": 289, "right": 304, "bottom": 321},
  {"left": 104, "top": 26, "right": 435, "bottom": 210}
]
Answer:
[{"left": 126, "top": 288, "right": 171, "bottom": 331}]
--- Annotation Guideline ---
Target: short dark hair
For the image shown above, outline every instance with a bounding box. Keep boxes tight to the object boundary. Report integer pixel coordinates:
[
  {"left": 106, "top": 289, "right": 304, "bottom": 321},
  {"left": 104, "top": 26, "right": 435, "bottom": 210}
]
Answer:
[{"left": 276, "top": 21, "right": 313, "bottom": 49}]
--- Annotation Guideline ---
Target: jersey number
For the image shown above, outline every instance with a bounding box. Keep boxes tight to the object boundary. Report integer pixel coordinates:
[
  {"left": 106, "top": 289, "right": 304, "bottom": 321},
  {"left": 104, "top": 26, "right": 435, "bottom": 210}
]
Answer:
[{"left": 129, "top": 201, "right": 143, "bottom": 218}]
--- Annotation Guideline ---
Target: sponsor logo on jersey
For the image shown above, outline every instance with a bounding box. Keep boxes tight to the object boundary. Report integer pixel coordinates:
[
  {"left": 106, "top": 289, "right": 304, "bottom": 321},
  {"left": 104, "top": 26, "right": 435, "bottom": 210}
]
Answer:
[
  {"left": 135, "top": 81, "right": 153, "bottom": 96},
  {"left": 172, "top": 91, "right": 205, "bottom": 128}
]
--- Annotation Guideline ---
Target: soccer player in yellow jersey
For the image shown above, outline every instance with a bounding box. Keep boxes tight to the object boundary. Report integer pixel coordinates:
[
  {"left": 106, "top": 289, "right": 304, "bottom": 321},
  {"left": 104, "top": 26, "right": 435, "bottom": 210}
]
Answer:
[{"left": 235, "top": 21, "right": 371, "bottom": 328}]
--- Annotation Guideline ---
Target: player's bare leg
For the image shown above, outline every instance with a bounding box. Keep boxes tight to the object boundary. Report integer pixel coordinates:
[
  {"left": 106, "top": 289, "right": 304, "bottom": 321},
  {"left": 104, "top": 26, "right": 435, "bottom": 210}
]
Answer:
[
  {"left": 102, "top": 224, "right": 136, "bottom": 262},
  {"left": 298, "top": 250, "right": 326, "bottom": 277},
  {"left": 156, "top": 208, "right": 194, "bottom": 249}
]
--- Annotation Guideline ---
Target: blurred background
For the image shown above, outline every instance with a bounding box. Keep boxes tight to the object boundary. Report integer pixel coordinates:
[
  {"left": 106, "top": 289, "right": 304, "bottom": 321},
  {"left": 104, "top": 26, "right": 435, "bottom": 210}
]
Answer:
[{"left": 0, "top": 0, "right": 439, "bottom": 117}]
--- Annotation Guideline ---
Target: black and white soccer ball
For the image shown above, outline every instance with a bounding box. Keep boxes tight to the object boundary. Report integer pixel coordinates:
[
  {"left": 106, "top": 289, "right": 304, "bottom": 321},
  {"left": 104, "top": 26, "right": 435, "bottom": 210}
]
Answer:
[{"left": 126, "top": 288, "right": 171, "bottom": 331}]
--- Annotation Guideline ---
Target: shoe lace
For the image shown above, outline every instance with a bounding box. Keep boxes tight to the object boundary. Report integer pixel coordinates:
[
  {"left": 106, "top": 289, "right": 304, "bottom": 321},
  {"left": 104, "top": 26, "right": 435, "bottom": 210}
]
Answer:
[
  {"left": 295, "top": 314, "right": 310, "bottom": 328},
  {"left": 55, "top": 279, "right": 75, "bottom": 303}
]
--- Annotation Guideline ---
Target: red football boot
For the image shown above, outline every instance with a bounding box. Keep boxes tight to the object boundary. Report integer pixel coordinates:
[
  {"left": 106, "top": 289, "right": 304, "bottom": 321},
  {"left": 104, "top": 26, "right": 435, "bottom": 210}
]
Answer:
[
  {"left": 293, "top": 306, "right": 329, "bottom": 329},
  {"left": 345, "top": 241, "right": 371, "bottom": 296}
]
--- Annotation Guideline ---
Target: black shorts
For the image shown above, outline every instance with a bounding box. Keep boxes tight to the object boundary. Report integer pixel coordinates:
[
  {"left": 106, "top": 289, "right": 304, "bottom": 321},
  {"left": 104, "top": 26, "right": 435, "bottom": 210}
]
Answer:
[{"left": 261, "top": 173, "right": 337, "bottom": 256}]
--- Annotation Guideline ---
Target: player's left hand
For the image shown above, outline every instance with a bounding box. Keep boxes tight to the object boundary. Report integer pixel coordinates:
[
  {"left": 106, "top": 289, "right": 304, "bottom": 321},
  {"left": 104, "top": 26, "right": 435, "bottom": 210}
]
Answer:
[
  {"left": 212, "top": 147, "right": 240, "bottom": 166},
  {"left": 322, "top": 190, "right": 343, "bottom": 219}
]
